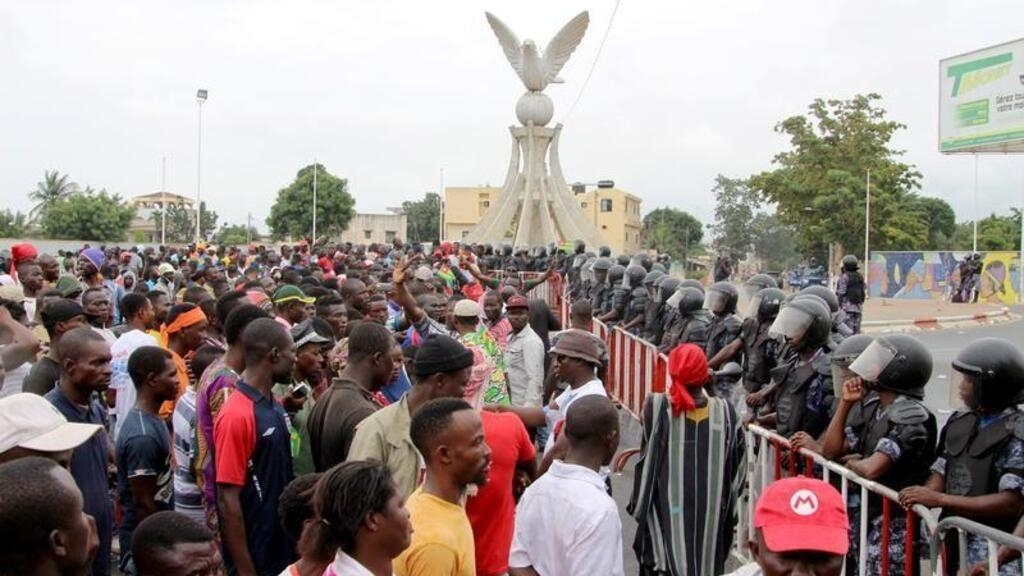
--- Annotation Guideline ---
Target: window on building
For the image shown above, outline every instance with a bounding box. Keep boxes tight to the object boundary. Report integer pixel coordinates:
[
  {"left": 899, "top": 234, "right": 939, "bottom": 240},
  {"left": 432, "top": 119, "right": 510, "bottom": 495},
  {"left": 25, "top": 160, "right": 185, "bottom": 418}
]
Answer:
[
  {"left": 483, "top": 201, "right": 490, "bottom": 208},
  {"left": 462, "top": 230, "right": 470, "bottom": 239},
  {"left": 385, "top": 230, "right": 396, "bottom": 242},
  {"left": 600, "top": 198, "right": 613, "bottom": 212},
  {"left": 601, "top": 224, "right": 608, "bottom": 230},
  {"left": 364, "top": 230, "right": 372, "bottom": 240},
  {"left": 581, "top": 202, "right": 588, "bottom": 208}
]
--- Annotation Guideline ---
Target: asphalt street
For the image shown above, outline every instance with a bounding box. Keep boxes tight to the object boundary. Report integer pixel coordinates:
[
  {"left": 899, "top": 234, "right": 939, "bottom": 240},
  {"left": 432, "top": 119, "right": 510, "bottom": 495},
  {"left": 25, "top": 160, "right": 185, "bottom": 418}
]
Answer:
[{"left": 609, "top": 317, "right": 1024, "bottom": 576}]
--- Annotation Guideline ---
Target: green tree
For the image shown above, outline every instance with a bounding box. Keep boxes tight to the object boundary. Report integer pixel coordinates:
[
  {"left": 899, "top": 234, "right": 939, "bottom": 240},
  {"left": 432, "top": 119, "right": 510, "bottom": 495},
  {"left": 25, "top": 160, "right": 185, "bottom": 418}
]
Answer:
[
  {"left": 151, "top": 201, "right": 218, "bottom": 244},
  {"left": 29, "top": 170, "right": 79, "bottom": 221},
  {"left": 709, "top": 175, "right": 758, "bottom": 259},
  {"left": 267, "top": 164, "right": 355, "bottom": 242},
  {"left": 748, "top": 94, "right": 924, "bottom": 257},
  {"left": 41, "top": 188, "right": 135, "bottom": 241},
  {"left": 749, "top": 212, "right": 800, "bottom": 271},
  {"left": 954, "top": 211, "right": 1021, "bottom": 251},
  {"left": 642, "top": 207, "right": 703, "bottom": 259},
  {"left": 215, "top": 223, "right": 260, "bottom": 246},
  {"left": 0, "top": 210, "right": 28, "bottom": 238},
  {"left": 401, "top": 192, "right": 440, "bottom": 243},
  {"left": 912, "top": 196, "right": 957, "bottom": 250}
]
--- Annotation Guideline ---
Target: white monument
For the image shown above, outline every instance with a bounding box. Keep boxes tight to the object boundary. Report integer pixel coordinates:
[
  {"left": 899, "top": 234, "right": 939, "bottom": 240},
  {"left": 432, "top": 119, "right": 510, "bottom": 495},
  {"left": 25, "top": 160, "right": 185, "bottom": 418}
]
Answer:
[{"left": 464, "top": 11, "right": 604, "bottom": 249}]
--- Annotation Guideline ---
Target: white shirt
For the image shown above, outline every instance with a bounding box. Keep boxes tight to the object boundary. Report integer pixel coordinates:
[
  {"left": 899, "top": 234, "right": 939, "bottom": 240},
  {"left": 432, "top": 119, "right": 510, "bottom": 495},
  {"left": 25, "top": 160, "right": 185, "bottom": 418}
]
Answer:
[
  {"left": 110, "top": 329, "right": 158, "bottom": 439},
  {"left": 509, "top": 460, "right": 624, "bottom": 576},
  {"left": 506, "top": 324, "right": 545, "bottom": 408},
  {"left": 319, "top": 550, "right": 378, "bottom": 576},
  {"left": 544, "top": 378, "right": 607, "bottom": 454}
]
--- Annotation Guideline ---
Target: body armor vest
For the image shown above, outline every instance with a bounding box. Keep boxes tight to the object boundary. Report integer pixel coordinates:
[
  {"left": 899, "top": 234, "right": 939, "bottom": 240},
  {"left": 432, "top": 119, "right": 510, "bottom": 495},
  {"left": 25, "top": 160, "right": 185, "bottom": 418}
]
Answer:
[
  {"left": 772, "top": 352, "right": 832, "bottom": 438},
  {"left": 590, "top": 283, "right": 609, "bottom": 314},
  {"left": 642, "top": 300, "right": 663, "bottom": 344},
  {"left": 625, "top": 287, "right": 647, "bottom": 331},
  {"left": 940, "top": 409, "right": 1024, "bottom": 531},
  {"left": 705, "top": 313, "right": 742, "bottom": 360},
  {"left": 741, "top": 318, "right": 776, "bottom": 393}
]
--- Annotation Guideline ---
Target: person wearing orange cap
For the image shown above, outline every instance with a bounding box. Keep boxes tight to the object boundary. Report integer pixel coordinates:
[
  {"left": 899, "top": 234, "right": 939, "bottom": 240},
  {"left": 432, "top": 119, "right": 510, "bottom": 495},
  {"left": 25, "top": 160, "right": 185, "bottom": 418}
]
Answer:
[{"left": 628, "top": 343, "right": 746, "bottom": 576}]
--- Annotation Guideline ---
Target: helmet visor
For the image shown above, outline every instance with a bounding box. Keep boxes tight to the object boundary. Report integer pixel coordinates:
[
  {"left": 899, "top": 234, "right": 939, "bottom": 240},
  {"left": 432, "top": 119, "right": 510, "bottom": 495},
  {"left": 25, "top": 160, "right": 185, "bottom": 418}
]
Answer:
[
  {"left": 704, "top": 290, "right": 727, "bottom": 314},
  {"left": 848, "top": 339, "right": 897, "bottom": 382},
  {"left": 622, "top": 273, "right": 634, "bottom": 290},
  {"left": 739, "top": 285, "right": 760, "bottom": 317},
  {"left": 768, "top": 306, "right": 814, "bottom": 340},
  {"left": 666, "top": 289, "right": 683, "bottom": 309},
  {"left": 831, "top": 365, "right": 858, "bottom": 397},
  {"left": 746, "top": 294, "right": 764, "bottom": 319}
]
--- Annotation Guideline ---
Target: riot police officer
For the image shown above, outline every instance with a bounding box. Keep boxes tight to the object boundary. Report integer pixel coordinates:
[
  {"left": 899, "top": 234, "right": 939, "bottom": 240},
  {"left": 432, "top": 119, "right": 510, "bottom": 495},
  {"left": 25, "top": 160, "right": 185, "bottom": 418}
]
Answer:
[
  {"left": 899, "top": 338, "right": 1024, "bottom": 574},
  {"left": 836, "top": 255, "right": 865, "bottom": 334},
  {"left": 757, "top": 296, "right": 834, "bottom": 438},
  {"left": 813, "top": 334, "right": 936, "bottom": 576},
  {"left": 739, "top": 288, "right": 784, "bottom": 395},
  {"left": 704, "top": 282, "right": 744, "bottom": 400},
  {"left": 598, "top": 264, "right": 626, "bottom": 317},
  {"left": 599, "top": 245, "right": 612, "bottom": 258},
  {"left": 598, "top": 264, "right": 632, "bottom": 324},
  {"left": 568, "top": 254, "right": 587, "bottom": 299},
  {"left": 588, "top": 258, "right": 613, "bottom": 313},
  {"left": 646, "top": 276, "right": 679, "bottom": 346},
  {"left": 660, "top": 286, "right": 710, "bottom": 353},
  {"left": 620, "top": 265, "right": 649, "bottom": 332},
  {"left": 624, "top": 269, "right": 662, "bottom": 337}
]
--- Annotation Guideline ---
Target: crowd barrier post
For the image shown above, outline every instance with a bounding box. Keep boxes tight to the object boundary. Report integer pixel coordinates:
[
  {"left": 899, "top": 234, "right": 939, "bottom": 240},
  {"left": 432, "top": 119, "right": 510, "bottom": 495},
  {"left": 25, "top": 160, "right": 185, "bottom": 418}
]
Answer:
[{"left": 928, "top": 516, "right": 1024, "bottom": 576}]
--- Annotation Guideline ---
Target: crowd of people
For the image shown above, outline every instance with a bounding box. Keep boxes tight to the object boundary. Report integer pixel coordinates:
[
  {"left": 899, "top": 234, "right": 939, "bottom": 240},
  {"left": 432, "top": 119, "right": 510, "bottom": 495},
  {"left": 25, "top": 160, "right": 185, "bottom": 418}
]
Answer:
[{"left": 0, "top": 238, "right": 1020, "bottom": 576}]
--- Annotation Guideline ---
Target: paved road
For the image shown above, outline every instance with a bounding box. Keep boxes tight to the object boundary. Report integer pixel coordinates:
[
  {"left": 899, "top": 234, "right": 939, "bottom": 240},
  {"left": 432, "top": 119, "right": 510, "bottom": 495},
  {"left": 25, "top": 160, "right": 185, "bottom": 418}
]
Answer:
[{"left": 609, "top": 318, "right": 1024, "bottom": 576}]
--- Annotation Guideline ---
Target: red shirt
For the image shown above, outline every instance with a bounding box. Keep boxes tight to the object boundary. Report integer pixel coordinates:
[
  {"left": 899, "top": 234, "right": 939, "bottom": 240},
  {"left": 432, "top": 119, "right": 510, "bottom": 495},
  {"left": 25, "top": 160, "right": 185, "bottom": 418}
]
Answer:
[{"left": 465, "top": 411, "right": 536, "bottom": 576}]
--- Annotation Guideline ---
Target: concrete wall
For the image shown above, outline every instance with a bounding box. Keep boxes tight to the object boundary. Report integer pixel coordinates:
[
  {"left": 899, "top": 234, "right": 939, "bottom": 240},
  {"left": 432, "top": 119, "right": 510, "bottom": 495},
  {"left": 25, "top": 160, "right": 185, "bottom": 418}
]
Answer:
[
  {"left": 868, "top": 250, "right": 1020, "bottom": 304},
  {"left": 339, "top": 213, "right": 408, "bottom": 245}
]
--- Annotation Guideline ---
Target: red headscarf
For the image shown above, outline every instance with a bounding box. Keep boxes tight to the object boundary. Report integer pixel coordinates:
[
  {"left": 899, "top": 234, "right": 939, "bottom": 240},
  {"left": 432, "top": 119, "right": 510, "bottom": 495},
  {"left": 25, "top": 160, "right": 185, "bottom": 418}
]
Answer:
[{"left": 667, "top": 344, "right": 710, "bottom": 416}]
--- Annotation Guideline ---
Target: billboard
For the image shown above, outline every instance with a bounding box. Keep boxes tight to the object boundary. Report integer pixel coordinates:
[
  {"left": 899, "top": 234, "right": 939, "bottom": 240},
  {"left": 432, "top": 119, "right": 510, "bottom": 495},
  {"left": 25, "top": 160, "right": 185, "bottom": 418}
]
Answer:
[{"left": 939, "top": 38, "right": 1024, "bottom": 154}]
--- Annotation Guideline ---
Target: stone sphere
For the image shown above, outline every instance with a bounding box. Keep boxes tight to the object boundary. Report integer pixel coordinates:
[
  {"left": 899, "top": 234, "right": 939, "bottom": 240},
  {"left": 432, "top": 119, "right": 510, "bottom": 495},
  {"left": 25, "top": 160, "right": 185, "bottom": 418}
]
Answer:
[{"left": 516, "top": 92, "right": 554, "bottom": 126}]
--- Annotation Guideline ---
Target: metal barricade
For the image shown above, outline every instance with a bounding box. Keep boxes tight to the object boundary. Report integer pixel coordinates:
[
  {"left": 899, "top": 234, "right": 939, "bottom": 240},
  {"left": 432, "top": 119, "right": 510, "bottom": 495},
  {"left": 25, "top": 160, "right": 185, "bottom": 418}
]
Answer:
[
  {"left": 586, "top": 321, "right": 669, "bottom": 421},
  {"left": 928, "top": 516, "right": 1024, "bottom": 576},
  {"left": 742, "top": 424, "right": 938, "bottom": 576}
]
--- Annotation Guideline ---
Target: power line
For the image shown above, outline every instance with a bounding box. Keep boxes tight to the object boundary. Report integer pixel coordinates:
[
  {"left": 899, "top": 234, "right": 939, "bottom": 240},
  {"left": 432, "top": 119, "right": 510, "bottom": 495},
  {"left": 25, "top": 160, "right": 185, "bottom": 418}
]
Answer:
[{"left": 561, "top": 0, "right": 623, "bottom": 124}]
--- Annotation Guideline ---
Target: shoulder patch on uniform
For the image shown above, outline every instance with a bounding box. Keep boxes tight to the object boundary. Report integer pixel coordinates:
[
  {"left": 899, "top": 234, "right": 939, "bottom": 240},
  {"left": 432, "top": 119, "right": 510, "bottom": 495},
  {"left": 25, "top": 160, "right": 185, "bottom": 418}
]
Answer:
[
  {"left": 889, "top": 396, "right": 930, "bottom": 425},
  {"left": 1011, "top": 412, "right": 1024, "bottom": 441}
]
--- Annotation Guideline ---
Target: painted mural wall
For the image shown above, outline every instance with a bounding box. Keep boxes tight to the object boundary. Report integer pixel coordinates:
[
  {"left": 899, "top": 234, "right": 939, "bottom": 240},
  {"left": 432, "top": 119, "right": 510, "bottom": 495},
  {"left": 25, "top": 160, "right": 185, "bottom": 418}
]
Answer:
[{"left": 868, "top": 251, "right": 1021, "bottom": 304}]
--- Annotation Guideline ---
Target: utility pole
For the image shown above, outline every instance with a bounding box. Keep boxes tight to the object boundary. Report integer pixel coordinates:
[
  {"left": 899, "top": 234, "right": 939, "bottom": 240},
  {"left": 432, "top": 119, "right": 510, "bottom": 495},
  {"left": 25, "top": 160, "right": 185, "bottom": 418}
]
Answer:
[
  {"left": 312, "top": 160, "right": 318, "bottom": 245},
  {"left": 161, "top": 156, "right": 167, "bottom": 245}
]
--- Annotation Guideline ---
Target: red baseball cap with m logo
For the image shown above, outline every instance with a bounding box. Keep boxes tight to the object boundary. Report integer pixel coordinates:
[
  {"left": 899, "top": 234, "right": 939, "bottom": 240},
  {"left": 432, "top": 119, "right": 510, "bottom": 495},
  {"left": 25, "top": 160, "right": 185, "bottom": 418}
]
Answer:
[{"left": 754, "top": 476, "right": 849, "bottom": 555}]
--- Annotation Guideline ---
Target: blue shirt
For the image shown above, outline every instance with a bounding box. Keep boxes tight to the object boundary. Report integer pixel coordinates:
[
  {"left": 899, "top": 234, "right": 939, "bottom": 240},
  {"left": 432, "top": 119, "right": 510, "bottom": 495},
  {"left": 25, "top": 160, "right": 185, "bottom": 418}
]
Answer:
[
  {"left": 381, "top": 367, "right": 412, "bottom": 404},
  {"left": 46, "top": 387, "right": 114, "bottom": 576}
]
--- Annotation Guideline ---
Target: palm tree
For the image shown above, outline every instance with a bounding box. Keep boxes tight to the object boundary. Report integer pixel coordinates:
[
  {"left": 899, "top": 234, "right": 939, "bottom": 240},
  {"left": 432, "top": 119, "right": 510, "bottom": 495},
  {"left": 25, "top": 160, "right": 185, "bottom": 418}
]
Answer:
[{"left": 29, "top": 170, "right": 78, "bottom": 221}]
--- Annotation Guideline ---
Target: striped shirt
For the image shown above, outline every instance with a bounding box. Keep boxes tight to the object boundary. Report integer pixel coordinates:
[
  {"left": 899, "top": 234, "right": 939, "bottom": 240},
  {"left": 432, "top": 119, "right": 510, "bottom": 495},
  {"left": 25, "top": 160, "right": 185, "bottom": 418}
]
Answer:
[
  {"left": 628, "top": 393, "right": 746, "bottom": 576},
  {"left": 172, "top": 387, "right": 205, "bottom": 525}
]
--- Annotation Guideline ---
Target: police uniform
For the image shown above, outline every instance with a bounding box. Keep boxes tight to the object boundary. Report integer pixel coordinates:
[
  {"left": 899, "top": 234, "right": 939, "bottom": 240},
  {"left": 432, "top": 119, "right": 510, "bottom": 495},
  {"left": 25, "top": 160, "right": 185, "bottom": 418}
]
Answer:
[
  {"left": 739, "top": 317, "right": 781, "bottom": 394},
  {"left": 705, "top": 313, "right": 742, "bottom": 398},
  {"left": 845, "top": 395, "right": 937, "bottom": 576},
  {"left": 660, "top": 310, "right": 711, "bottom": 354},
  {"left": 771, "top": 347, "right": 834, "bottom": 439}
]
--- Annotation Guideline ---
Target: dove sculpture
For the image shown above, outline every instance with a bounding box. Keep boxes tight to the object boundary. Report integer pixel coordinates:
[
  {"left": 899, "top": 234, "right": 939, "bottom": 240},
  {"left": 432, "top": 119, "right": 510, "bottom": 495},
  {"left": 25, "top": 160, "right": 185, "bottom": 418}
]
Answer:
[{"left": 485, "top": 11, "right": 590, "bottom": 93}]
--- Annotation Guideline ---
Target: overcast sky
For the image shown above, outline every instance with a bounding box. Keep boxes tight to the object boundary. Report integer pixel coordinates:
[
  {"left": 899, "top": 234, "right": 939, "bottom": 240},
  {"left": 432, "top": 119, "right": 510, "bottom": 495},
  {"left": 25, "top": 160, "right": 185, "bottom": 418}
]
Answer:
[{"left": 3, "top": 0, "right": 1024, "bottom": 235}]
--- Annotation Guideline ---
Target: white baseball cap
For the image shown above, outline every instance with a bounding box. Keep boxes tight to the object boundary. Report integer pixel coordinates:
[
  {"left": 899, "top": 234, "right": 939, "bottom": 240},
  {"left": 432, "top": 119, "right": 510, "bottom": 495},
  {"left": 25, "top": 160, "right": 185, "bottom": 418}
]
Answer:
[{"left": 0, "top": 393, "right": 102, "bottom": 454}]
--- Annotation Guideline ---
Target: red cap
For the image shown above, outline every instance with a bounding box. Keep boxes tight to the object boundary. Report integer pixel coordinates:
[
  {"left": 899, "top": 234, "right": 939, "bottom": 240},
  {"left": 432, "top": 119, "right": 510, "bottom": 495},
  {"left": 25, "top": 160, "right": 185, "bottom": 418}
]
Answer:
[
  {"left": 505, "top": 295, "right": 529, "bottom": 309},
  {"left": 754, "top": 477, "right": 849, "bottom": 555}
]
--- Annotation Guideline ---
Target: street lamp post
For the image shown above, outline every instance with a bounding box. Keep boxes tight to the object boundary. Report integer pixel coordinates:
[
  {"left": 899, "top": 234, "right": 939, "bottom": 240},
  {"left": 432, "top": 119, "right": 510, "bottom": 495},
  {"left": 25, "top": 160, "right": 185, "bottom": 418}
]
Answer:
[
  {"left": 312, "top": 160, "right": 318, "bottom": 245},
  {"left": 195, "top": 89, "right": 208, "bottom": 246},
  {"left": 161, "top": 156, "right": 167, "bottom": 245}
]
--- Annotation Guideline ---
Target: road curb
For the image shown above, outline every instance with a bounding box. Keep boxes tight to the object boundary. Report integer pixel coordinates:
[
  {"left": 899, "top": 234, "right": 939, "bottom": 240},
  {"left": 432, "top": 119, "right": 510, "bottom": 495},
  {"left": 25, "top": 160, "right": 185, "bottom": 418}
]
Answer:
[{"left": 862, "top": 307, "right": 1018, "bottom": 333}]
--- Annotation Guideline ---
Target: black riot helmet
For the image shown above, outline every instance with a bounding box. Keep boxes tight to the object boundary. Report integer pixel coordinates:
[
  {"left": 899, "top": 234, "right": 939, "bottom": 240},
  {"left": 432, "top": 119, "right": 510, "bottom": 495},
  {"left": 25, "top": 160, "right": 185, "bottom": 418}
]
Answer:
[
  {"left": 951, "top": 337, "right": 1024, "bottom": 410},
  {"left": 679, "top": 279, "right": 704, "bottom": 294},
  {"left": 746, "top": 287, "right": 785, "bottom": 322},
  {"left": 667, "top": 286, "right": 705, "bottom": 314},
  {"left": 502, "top": 244, "right": 513, "bottom": 257},
  {"left": 746, "top": 273, "right": 779, "bottom": 290},
  {"left": 704, "top": 281, "right": 739, "bottom": 315},
  {"left": 800, "top": 285, "right": 840, "bottom": 314},
  {"left": 608, "top": 264, "right": 626, "bottom": 287},
  {"left": 830, "top": 334, "right": 874, "bottom": 396},
  {"left": 574, "top": 241, "right": 586, "bottom": 255},
  {"left": 616, "top": 254, "right": 631, "bottom": 267},
  {"left": 658, "top": 277, "right": 681, "bottom": 303},
  {"left": 842, "top": 255, "right": 860, "bottom": 272},
  {"left": 651, "top": 263, "right": 667, "bottom": 274},
  {"left": 849, "top": 334, "right": 932, "bottom": 399},
  {"left": 599, "top": 246, "right": 612, "bottom": 257},
  {"left": 623, "top": 265, "right": 647, "bottom": 290},
  {"left": 769, "top": 296, "right": 831, "bottom": 350},
  {"left": 591, "top": 257, "right": 612, "bottom": 272},
  {"left": 642, "top": 270, "right": 664, "bottom": 288},
  {"left": 484, "top": 244, "right": 494, "bottom": 256},
  {"left": 639, "top": 254, "right": 653, "bottom": 271}
]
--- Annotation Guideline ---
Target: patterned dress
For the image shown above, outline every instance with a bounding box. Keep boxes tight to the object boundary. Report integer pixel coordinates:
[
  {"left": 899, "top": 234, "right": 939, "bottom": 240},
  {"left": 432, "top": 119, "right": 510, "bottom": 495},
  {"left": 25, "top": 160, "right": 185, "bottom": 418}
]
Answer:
[{"left": 459, "top": 325, "right": 510, "bottom": 408}]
